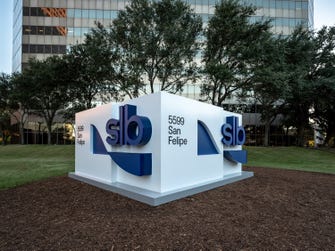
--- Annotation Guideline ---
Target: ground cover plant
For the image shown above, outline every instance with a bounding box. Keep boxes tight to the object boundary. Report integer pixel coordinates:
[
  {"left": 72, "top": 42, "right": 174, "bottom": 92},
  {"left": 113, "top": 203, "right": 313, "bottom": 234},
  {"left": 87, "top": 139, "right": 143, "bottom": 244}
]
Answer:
[
  {"left": 0, "top": 145, "right": 74, "bottom": 189},
  {"left": 1, "top": 145, "right": 335, "bottom": 190},
  {"left": 245, "top": 146, "right": 335, "bottom": 174}
]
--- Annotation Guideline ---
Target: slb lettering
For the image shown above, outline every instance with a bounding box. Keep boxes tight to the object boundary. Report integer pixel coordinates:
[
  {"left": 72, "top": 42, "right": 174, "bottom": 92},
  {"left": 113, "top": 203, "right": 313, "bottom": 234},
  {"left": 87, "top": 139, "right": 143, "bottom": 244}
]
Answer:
[
  {"left": 221, "top": 116, "right": 246, "bottom": 146},
  {"left": 106, "top": 104, "right": 152, "bottom": 146}
]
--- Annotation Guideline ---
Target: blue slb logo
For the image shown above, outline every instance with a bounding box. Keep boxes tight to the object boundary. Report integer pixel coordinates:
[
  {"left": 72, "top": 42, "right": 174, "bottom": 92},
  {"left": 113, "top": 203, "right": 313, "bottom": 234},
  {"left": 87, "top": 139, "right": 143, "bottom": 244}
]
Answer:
[
  {"left": 91, "top": 104, "right": 152, "bottom": 176},
  {"left": 197, "top": 116, "right": 247, "bottom": 163}
]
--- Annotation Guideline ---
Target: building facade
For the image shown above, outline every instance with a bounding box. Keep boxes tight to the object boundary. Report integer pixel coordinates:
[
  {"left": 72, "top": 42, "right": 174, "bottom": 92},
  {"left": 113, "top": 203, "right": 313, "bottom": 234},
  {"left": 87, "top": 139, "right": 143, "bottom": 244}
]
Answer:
[{"left": 12, "top": 0, "right": 314, "bottom": 99}]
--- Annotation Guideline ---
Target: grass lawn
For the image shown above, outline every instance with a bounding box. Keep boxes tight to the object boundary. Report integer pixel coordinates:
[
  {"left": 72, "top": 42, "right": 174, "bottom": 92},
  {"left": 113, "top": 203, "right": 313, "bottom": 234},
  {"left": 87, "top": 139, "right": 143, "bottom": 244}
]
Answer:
[
  {"left": 0, "top": 145, "right": 334, "bottom": 190},
  {"left": 244, "top": 146, "right": 335, "bottom": 174},
  {"left": 0, "top": 145, "right": 74, "bottom": 190}
]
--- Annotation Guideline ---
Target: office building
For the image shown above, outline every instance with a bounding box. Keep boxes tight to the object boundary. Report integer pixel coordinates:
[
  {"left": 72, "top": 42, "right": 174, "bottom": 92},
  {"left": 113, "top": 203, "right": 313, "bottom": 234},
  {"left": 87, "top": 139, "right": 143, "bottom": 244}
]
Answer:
[{"left": 13, "top": 0, "right": 314, "bottom": 75}]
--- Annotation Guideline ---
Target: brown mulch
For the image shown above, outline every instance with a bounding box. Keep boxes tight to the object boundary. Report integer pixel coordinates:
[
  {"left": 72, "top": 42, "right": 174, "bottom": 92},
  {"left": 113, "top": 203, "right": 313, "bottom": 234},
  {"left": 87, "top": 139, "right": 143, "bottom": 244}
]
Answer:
[{"left": 0, "top": 167, "right": 334, "bottom": 250}]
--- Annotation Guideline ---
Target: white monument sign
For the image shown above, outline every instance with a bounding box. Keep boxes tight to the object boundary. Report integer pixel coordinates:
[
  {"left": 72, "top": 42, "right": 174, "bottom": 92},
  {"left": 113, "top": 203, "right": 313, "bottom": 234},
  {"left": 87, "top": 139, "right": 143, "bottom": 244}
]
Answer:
[{"left": 69, "top": 92, "right": 253, "bottom": 206}]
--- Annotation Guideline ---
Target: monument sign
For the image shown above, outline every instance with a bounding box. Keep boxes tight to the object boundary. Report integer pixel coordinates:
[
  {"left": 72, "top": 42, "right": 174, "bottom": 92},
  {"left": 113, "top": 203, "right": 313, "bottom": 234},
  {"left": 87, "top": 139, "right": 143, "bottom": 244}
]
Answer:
[{"left": 69, "top": 92, "right": 253, "bottom": 206}]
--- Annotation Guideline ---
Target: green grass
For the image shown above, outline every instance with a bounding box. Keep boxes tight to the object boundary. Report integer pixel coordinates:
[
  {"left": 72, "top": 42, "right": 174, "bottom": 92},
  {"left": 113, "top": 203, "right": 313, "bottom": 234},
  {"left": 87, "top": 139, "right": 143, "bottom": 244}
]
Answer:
[
  {"left": 244, "top": 146, "right": 335, "bottom": 174},
  {"left": 1, "top": 145, "right": 334, "bottom": 190},
  {"left": 0, "top": 145, "right": 74, "bottom": 190}
]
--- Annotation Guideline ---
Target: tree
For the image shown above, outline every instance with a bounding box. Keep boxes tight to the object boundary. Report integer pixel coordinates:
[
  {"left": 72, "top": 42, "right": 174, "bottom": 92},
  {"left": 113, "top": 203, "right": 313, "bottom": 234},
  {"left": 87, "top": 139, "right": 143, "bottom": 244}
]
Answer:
[
  {"left": 0, "top": 73, "right": 12, "bottom": 145},
  {"left": 252, "top": 36, "right": 289, "bottom": 146},
  {"left": 310, "top": 26, "right": 335, "bottom": 146},
  {"left": 24, "top": 57, "right": 72, "bottom": 145},
  {"left": 66, "top": 27, "right": 110, "bottom": 110},
  {"left": 0, "top": 73, "right": 10, "bottom": 114},
  {"left": 282, "top": 27, "right": 316, "bottom": 146},
  {"left": 0, "top": 72, "right": 35, "bottom": 144},
  {"left": 201, "top": 0, "right": 271, "bottom": 107},
  {"left": 111, "top": 0, "right": 202, "bottom": 94}
]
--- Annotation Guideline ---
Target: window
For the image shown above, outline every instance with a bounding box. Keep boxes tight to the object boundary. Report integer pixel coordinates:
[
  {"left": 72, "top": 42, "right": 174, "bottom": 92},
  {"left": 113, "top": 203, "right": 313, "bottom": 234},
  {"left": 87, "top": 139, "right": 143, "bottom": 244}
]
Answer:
[
  {"left": 89, "top": 10, "right": 96, "bottom": 19},
  {"left": 97, "top": 10, "right": 103, "bottom": 19},
  {"left": 22, "top": 25, "right": 67, "bottom": 36},
  {"left": 23, "top": 7, "right": 30, "bottom": 16},
  {"left": 22, "top": 44, "right": 29, "bottom": 53},
  {"left": 37, "top": 45, "right": 44, "bottom": 53},
  {"left": 30, "top": 45, "right": 37, "bottom": 53},
  {"left": 111, "top": 10, "right": 118, "bottom": 19},
  {"left": 45, "top": 26, "right": 52, "bottom": 35},
  {"left": 38, "top": 26, "right": 45, "bottom": 35},
  {"left": 45, "top": 45, "right": 52, "bottom": 53},
  {"left": 74, "top": 9, "right": 81, "bottom": 18},
  {"left": 67, "top": 9, "right": 75, "bottom": 18},
  {"left": 82, "top": 9, "right": 89, "bottom": 18},
  {"left": 23, "top": 26, "right": 32, "bottom": 34}
]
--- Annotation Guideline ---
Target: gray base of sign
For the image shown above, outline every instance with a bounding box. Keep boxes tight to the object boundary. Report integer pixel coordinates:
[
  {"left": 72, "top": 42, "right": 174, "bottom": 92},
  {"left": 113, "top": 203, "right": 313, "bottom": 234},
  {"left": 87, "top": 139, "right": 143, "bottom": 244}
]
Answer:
[{"left": 68, "top": 171, "right": 254, "bottom": 206}]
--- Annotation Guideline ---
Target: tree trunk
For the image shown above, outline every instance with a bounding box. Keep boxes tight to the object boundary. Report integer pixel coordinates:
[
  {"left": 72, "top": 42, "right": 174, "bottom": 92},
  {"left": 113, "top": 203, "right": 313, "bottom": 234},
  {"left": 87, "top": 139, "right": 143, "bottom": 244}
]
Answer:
[
  {"left": 46, "top": 122, "right": 52, "bottom": 145},
  {"left": 263, "top": 122, "right": 270, "bottom": 147},
  {"left": 296, "top": 125, "right": 305, "bottom": 147},
  {"left": 19, "top": 122, "right": 25, "bottom": 144},
  {"left": 0, "top": 128, "right": 5, "bottom": 146},
  {"left": 325, "top": 126, "right": 335, "bottom": 147}
]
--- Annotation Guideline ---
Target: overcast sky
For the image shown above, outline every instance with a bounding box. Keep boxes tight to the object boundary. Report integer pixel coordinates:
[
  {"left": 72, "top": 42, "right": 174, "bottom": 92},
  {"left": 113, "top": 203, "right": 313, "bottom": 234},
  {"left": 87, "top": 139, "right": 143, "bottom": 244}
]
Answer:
[{"left": 1, "top": 0, "right": 334, "bottom": 74}]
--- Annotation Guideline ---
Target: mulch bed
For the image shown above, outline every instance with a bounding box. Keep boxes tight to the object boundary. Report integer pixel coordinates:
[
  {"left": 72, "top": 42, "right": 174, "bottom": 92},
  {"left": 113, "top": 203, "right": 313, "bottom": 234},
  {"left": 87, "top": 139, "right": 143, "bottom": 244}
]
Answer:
[{"left": 0, "top": 167, "right": 334, "bottom": 250}]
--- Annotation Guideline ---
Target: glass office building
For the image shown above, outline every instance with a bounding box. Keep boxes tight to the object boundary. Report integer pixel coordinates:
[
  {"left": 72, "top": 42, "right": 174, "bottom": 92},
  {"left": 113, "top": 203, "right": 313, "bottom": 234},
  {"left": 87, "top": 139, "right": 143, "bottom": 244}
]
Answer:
[{"left": 12, "top": 0, "right": 314, "bottom": 98}]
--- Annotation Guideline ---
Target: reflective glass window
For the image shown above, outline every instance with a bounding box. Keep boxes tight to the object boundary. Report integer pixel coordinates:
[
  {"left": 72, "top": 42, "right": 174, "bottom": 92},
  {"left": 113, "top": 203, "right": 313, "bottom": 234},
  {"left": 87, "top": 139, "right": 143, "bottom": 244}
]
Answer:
[
  {"left": 67, "top": 27, "right": 74, "bottom": 36},
  {"left": 270, "top": 0, "right": 275, "bottom": 8},
  {"left": 97, "top": 10, "right": 104, "bottom": 18},
  {"left": 30, "top": 45, "right": 37, "bottom": 53},
  {"left": 111, "top": 10, "right": 118, "bottom": 19},
  {"left": 23, "top": 7, "right": 30, "bottom": 16},
  {"left": 89, "top": 10, "right": 96, "bottom": 19},
  {"left": 67, "top": 9, "right": 75, "bottom": 18},
  {"left": 103, "top": 10, "right": 111, "bottom": 19},
  {"left": 45, "top": 45, "right": 52, "bottom": 53},
  {"left": 282, "top": 1, "right": 289, "bottom": 9},
  {"left": 289, "top": 18, "right": 296, "bottom": 27},
  {"left": 289, "top": 1, "right": 295, "bottom": 9},
  {"left": 23, "top": 26, "right": 31, "bottom": 35},
  {"left": 30, "top": 7, "right": 38, "bottom": 16},
  {"left": 45, "top": 26, "right": 52, "bottom": 35},
  {"left": 74, "top": 9, "right": 81, "bottom": 18},
  {"left": 208, "top": 0, "right": 216, "bottom": 6},
  {"left": 82, "top": 27, "right": 90, "bottom": 35},
  {"left": 74, "top": 27, "right": 81, "bottom": 36},
  {"left": 302, "top": 2, "right": 308, "bottom": 9},
  {"left": 37, "top": 45, "right": 44, "bottom": 53},
  {"left": 38, "top": 26, "right": 45, "bottom": 35},
  {"left": 82, "top": 9, "right": 89, "bottom": 18},
  {"left": 59, "top": 45, "right": 66, "bottom": 54},
  {"left": 52, "top": 45, "right": 59, "bottom": 54},
  {"left": 31, "top": 26, "right": 38, "bottom": 34},
  {"left": 22, "top": 44, "right": 29, "bottom": 53}
]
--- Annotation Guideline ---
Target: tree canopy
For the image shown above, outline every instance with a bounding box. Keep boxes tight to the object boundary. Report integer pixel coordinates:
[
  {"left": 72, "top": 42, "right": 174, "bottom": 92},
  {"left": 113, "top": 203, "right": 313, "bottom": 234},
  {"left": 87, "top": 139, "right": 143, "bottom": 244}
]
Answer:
[
  {"left": 201, "top": 0, "right": 271, "bottom": 107},
  {"left": 111, "top": 0, "right": 202, "bottom": 94},
  {"left": 21, "top": 56, "right": 73, "bottom": 144}
]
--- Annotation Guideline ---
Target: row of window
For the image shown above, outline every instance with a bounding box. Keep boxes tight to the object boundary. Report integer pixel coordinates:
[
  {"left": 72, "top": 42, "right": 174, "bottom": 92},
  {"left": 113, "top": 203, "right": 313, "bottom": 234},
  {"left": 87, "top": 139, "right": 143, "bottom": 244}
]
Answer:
[
  {"left": 23, "top": 25, "right": 67, "bottom": 36},
  {"left": 242, "top": 0, "right": 309, "bottom": 9},
  {"left": 23, "top": 7, "right": 66, "bottom": 17},
  {"left": 67, "top": 8, "right": 118, "bottom": 19},
  {"left": 51, "top": 15, "right": 308, "bottom": 38},
  {"left": 23, "top": 1, "right": 309, "bottom": 19},
  {"left": 250, "top": 16, "right": 308, "bottom": 27},
  {"left": 22, "top": 44, "right": 66, "bottom": 54},
  {"left": 23, "top": 7, "right": 119, "bottom": 19}
]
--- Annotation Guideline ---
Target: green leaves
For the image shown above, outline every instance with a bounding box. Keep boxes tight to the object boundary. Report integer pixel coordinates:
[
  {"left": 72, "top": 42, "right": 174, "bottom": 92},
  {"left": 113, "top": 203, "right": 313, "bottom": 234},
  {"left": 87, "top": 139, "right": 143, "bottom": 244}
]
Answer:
[
  {"left": 201, "top": 0, "right": 271, "bottom": 106},
  {"left": 111, "top": 0, "right": 202, "bottom": 93}
]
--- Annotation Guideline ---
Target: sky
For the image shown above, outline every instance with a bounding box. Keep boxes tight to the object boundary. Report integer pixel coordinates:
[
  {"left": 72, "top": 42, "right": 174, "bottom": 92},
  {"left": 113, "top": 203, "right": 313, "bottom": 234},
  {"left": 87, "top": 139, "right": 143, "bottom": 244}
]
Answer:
[{"left": 0, "top": 0, "right": 334, "bottom": 74}]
